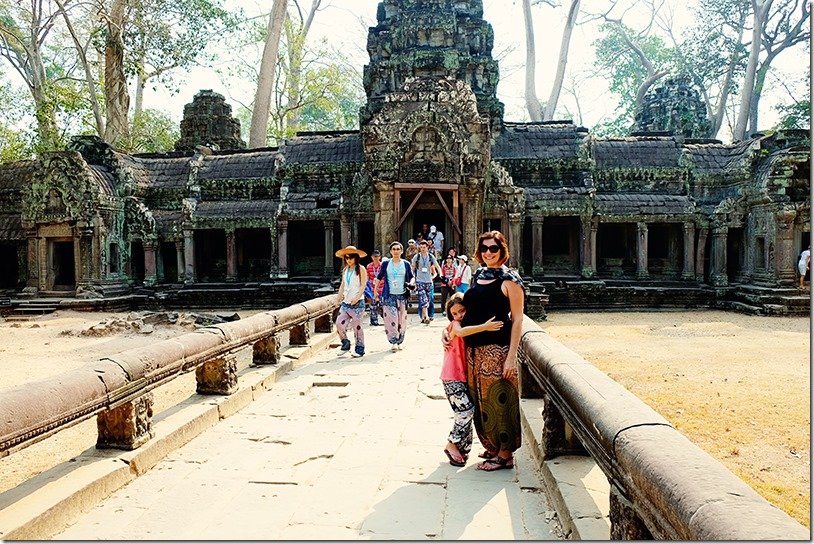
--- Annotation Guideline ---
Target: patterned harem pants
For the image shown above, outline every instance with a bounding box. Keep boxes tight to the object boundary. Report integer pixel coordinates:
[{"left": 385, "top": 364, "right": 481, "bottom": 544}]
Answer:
[
  {"left": 335, "top": 301, "right": 365, "bottom": 347},
  {"left": 442, "top": 380, "right": 474, "bottom": 455},
  {"left": 466, "top": 344, "right": 521, "bottom": 454}
]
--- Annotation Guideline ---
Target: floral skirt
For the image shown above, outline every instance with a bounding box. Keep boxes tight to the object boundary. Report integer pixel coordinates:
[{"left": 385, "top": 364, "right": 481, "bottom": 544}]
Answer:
[{"left": 466, "top": 344, "right": 521, "bottom": 454}]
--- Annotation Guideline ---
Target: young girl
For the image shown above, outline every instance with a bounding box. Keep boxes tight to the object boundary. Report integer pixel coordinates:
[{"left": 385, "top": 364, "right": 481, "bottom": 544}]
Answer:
[
  {"left": 440, "top": 293, "right": 503, "bottom": 466},
  {"left": 335, "top": 245, "right": 368, "bottom": 357}
]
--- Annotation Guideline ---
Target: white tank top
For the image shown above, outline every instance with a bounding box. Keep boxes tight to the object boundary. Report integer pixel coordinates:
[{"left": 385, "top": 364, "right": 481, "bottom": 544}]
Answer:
[{"left": 342, "top": 266, "right": 363, "bottom": 303}]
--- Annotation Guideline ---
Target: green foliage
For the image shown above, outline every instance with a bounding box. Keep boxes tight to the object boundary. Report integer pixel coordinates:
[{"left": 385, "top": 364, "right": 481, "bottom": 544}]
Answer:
[
  {"left": 296, "top": 61, "right": 364, "bottom": 132},
  {"left": 120, "top": 109, "right": 180, "bottom": 153},
  {"left": 124, "top": 0, "right": 240, "bottom": 90},
  {"left": 774, "top": 101, "right": 810, "bottom": 130},
  {"left": 591, "top": 22, "right": 680, "bottom": 136}
]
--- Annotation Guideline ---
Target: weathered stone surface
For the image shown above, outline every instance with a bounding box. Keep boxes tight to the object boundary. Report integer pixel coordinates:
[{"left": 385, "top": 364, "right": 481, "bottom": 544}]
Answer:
[
  {"left": 195, "top": 356, "right": 238, "bottom": 395},
  {"left": 96, "top": 393, "right": 155, "bottom": 450}
]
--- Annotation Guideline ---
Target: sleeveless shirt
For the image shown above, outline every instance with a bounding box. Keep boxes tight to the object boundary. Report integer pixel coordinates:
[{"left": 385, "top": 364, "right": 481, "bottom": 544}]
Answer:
[{"left": 460, "top": 277, "right": 511, "bottom": 347}]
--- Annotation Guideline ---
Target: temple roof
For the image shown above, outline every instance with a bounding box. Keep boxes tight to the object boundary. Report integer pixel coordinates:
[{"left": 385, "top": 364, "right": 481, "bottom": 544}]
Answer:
[
  {"left": 89, "top": 165, "right": 117, "bottom": 196},
  {"left": 199, "top": 151, "right": 280, "bottom": 180},
  {"left": 682, "top": 140, "right": 754, "bottom": 175},
  {"left": 592, "top": 136, "right": 682, "bottom": 169},
  {"left": 118, "top": 154, "right": 191, "bottom": 189},
  {"left": 281, "top": 132, "right": 363, "bottom": 164},
  {"left": 0, "top": 214, "right": 23, "bottom": 240},
  {"left": 492, "top": 122, "right": 585, "bottom": 160},
  {"left": 0, "top": 160, "right": 38, "bottom": 191}
]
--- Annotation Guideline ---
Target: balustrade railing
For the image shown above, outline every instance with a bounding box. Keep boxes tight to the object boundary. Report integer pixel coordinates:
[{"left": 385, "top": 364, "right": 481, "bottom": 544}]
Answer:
[
  {"left": 518, "top": 316, "right": 808, "bottom": 540},
  {"left": 0, "top": 296, "right": 338, "bottom": 457}
]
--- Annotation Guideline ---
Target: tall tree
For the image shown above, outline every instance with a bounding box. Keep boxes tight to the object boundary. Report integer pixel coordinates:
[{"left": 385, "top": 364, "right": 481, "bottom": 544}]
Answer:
[
  {"left": 543, "top": 0, "right": 582, "bottom": 121},
  {"left": 283, "top": 0, "right": 322, "bottom": 133},
  {"left": 521, "top": 0, "right": 543, "bottom": 120},
  {"left": 733, "top": 0, "right": 772, "bottom": 139},
  {"left": 249, "top": 0, "right": 288, "bottom": 148},
  {"left": 103, "top": 0, "right": 130, "bottom": 146},
  {"left": 0, "top": 0, "right": 64, "bottom": 152}
]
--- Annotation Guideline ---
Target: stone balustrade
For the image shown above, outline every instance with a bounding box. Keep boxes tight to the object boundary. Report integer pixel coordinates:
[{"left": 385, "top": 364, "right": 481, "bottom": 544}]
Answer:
[{"left": 518, "top": 316, "right": 808, "bottom": 540}]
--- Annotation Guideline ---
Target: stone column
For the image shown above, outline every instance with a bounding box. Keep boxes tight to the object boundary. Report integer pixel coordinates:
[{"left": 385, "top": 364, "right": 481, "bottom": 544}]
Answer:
[
  {"left": 77, "top": 226, "right": 94, "bottom": 286},
  {"left": 268, "top": 224, "right": 278, "bottom": 278},
  {"left": 143, "top": 240, "right": 157, "bottom": 286},
  {"left": 775, "top": 208, "right": 797, "bottom": 286},
  {"left": 695, "top": 226, "right": 708, "bottom": 283},
  {"left": 340, "top": 214, "right": 352, "bottom": 248},
  {"left": 636, "top": 222, "right": 649, "bottom": 279},
  {"left": 183, "top": 229, "right": 196, "bottom": 283},
  {"left": 25, "top": 229, "right": 38, "bottom": 290},
  {"left": 507, "top": 212, "right": 522, "bottom": 270},
  {"left": 38, "top": 236, "right": 47, "bottom": 291},
  {"left": 710, "top": 225, "right": 728, "bottom": 286},
  {"left": 175, "top": 240, "right": 185, "bottom": 283},
  {"left": 682, "top": 222, "right": 696, "bottom": 280},
  {"left": 590, "top": 218, "right": 598, "bottom": 274},
  {"left": 580, "top": 216, "right": 595, "bottom": 278},
  {"left": 323, "top": 220, "right": 335, "bottom": 276},
  {"left": 373, "top": 181, "right": 395, "bottom": 252},
  {"left": 461, "top": 185, "right": 484, "bottom": 255},
  {"left": 225, "top": 228, "right": 237, "bottom": 282},
  {"left": 277, "top": 219, "right": 289, "bottom": 278},
  {"left": 531, "top": 217, "right": 544, "bottom": 278}
]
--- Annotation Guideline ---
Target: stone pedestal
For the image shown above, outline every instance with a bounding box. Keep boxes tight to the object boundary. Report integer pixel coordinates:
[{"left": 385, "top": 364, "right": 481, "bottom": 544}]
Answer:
[
  {"left": 609, "top": 487, "right": 653, "bottom": 540},
  {"left": 289, "top": 321, "right": 310, "bottom": 346},
  {"left": 542, "top": 394, "right": 587, "bottom": 459},
  {"left": 314, "top": 312, "right": 333, "bottom": 333},
  {"left": 97, "top": 393, "right": 155, "bottom": 450},
  {"left": 253, "top": 334, "right": 281, "bottom": 365},
  {"left": 195, "top": 356, "right": 238, "bottom": 395}
]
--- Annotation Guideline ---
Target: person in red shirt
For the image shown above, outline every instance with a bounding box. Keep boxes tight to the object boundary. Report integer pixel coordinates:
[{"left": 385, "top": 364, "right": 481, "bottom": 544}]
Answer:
[{"left": 364, "top": 249, "right": 384, "bottom": 326}]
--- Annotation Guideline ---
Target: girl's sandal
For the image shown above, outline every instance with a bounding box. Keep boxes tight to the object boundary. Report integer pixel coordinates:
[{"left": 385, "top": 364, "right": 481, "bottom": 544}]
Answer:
[
  {"left": 444, "top": 448, "right": 466, "bottom": 467},
  {"left": 477, "top": 456, "right": 514, "bottom": 471}
]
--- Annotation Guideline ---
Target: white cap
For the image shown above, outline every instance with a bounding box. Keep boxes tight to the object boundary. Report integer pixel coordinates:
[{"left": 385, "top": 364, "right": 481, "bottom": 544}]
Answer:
[{"left": 430, "top": 225, "right": 437, "bottom": 233}]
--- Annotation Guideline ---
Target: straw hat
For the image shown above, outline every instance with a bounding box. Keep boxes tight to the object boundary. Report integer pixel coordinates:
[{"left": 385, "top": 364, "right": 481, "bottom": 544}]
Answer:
[{"left": 335, "top": 245, "right": 367, "bottom": 259}]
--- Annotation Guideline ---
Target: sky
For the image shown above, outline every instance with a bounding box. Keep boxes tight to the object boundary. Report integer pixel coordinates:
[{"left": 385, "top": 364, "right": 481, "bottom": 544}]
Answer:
[{"left": 142, "top": 0, "right": 808, "bottom": 141}]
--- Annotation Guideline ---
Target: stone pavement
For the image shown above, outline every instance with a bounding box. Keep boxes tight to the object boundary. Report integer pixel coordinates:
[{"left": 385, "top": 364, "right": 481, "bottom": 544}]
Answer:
[{"left": 52, "top": 315, "right": 566, "bottom": 540}]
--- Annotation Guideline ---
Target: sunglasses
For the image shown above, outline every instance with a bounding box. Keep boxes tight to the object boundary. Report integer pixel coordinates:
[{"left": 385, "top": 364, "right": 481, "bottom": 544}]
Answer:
[
  {"left": 344, "top": 255, "right": 356, "bottom": 260},
  {"left": 479, "top": 243, "right": 501, "bottom": 254}
]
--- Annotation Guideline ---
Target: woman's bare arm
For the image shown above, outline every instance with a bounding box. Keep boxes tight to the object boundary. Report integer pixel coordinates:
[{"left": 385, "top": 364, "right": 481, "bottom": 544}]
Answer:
[
  {"left": 501, "top": 280, "right": 525, "bottom": 378},
  {"left": 450, "top": 317, "right": 503, "bottom": 339}
]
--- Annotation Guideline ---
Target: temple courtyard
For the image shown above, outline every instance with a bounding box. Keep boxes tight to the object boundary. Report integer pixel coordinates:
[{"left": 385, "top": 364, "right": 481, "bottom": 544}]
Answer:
[{"left": 0, "top": 307, "right": 809, "bottom": 532}]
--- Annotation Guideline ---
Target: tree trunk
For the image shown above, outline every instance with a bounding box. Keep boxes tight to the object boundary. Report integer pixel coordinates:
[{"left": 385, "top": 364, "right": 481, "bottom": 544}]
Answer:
[
  {"left": 748, "top": 60, "right": 773, "bottom": 134},
  {"left": 285, "top": 0, "right": 321, "bottom": 134},
  {"left": 134, "top": 68, "right": 147, "bottom": 119},
  {"left": 249, "top": 0, "right": 289, "bottom": 148},
  {"left": 522, "top": 0, "right": 543, "bottom": 121},
  {"left": 543, "top": 0, "right": 581, "bottom": 121},
  {"left": 54, "top": 0, "right": 105, "bottom": 138},
  {"left": 104, "top": 0, "right": 130, "bottom": 147},
  {"left": 734, "top": 0, "right": 771, "bottom": 140}
]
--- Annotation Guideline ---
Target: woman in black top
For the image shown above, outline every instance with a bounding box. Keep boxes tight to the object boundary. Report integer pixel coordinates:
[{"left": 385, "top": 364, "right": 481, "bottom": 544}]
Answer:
[{"left": 461, "top": 230, "right": 525, "bottom": 471}]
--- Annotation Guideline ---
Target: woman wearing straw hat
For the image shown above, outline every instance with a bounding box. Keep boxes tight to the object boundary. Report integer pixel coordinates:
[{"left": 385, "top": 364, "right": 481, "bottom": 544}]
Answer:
[{"left": 335, "top": 245, "right": 368, "bottom": 358}]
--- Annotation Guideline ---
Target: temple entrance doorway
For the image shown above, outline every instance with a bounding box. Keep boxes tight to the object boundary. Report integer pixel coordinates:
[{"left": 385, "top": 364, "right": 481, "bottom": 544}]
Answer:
[
  {"left": 130, "top": 241, "right": 145, "bottom": 285},
  {"left": 394, "top": 184, "right": 461, "bottom": 254},
  {"left": 159, "top": 242, "right": 178, "bottom": 283},
  {"left": 727, "top": 227, "right": 745, "bottom": 283},
  {"left": 0, "top": 242, "right": 18, "bottom": 289},
  {"left": 50, "top": 240, "right": 75, "bottom": 290},
  {"left": 195, "top": 229, "right": 227, "bottom": 281}
]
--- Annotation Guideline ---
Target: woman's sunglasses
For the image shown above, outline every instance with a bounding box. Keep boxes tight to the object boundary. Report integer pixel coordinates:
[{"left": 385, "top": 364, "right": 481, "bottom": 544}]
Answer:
[{"left": 479, "top": 243, "right": 501, "bottom": 254}]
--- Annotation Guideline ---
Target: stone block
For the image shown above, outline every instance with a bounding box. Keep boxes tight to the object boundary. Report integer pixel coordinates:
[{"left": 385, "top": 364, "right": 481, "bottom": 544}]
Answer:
[
  {"left": 195, "top": 356, "right": 238, "bottom": 395},
  {"left": 96, "top": 393, "right": 155, "bottom": 450}
]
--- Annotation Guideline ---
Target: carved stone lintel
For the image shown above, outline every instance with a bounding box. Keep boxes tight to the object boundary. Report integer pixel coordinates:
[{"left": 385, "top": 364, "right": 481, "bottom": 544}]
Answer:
[
  {"left": 195, "top": 356, "right": 238, "bottom": 395},
  {"left": 289, "top": 321, "right": 311, "bottom": 346},
  {"left": 314, "top": 312, "right": 333, "bottom": 333},
  {"left": 542, "top": 394, "right": 587, "bottom": 459},
  {"left": 97, "top": 393, "right": 155, "bottom": 450},
  {"left": 253, "top": 334, "right": 281, "bottom": 365},
  {"left": 610, "top": 486, "right": 654, "bottom": 540}
]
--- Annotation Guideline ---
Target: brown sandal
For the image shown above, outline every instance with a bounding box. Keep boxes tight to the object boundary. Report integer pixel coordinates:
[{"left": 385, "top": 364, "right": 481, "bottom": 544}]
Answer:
[
  {"left": 478, "top": 450, "right": 498, "bottom": 459},
  {"left": 477, "top": 456, "right": 514, "bottom": 471}
]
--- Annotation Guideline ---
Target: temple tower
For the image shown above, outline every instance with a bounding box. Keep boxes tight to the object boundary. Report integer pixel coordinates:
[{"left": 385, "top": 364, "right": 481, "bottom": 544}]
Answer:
[{"left": 632, "top": 75, "right": 713, "bottom": 139}]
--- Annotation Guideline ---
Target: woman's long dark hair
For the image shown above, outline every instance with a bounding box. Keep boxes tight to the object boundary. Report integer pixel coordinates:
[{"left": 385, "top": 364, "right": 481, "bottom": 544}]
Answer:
[{"left": 344, "top": 253, "right": 364, "bottom": 283}]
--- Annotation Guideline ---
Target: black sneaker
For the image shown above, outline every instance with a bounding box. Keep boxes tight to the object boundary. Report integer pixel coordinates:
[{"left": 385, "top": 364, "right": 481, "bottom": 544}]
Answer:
[{"left": 339, "top": 339, "right": 351, "bottom": 352}]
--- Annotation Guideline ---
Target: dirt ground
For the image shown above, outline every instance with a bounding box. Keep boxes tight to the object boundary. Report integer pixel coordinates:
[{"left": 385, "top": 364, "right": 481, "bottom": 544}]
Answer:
[
  {"left": 0, "top": 308, "right": 809, "bottom": 528},
  {"left": 540, "top": 309, "right": 810, "bottom": 528}
]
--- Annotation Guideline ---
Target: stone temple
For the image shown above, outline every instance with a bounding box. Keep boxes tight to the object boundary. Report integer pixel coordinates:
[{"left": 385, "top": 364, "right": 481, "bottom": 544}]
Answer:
[{"left": 0, "top": 0, "right": 809, "bottom": 314}]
